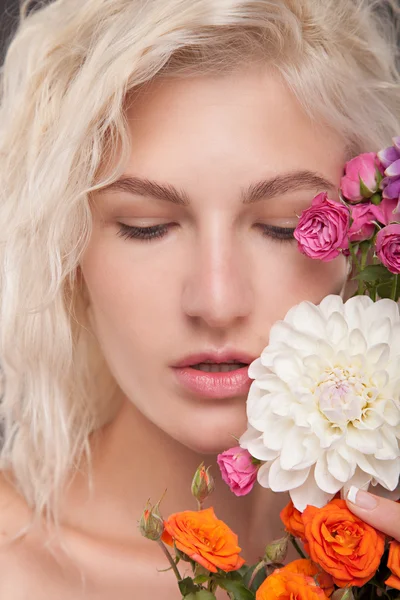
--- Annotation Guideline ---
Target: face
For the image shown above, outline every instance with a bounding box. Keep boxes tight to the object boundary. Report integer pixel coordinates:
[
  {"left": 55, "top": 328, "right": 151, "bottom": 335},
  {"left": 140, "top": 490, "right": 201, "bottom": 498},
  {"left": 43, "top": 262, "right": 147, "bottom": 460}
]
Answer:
[{"left": 81, "top": 65, "right": 348, "bottom": 453}]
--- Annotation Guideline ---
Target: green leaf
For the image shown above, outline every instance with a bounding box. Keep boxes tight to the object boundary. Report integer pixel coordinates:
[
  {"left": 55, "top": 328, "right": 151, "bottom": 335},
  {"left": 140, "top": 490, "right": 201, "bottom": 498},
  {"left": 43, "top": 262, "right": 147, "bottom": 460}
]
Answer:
[
  {"left": 215, "top": 578, "right": 255, "bottom": 600},
  {"left": 193, "top": 575, "right": 209, "bottom": 584},
  {"left": 359, "top": 175, "right": 374, "bottom": 198},
  {"left": 183, "top": 592, "right": 217, "bottom": 600},
  {"left": 331, "top": 587, "right": 355, "bottom": 600},
  {"left": 353, "top": 264, "right": 392, "bottom": 283},
  {"left": 242, "top": 564, "right": 268, "bottom": 592},
  {"left": 179, "top": 577, "right": 200, "bottom": 596}
]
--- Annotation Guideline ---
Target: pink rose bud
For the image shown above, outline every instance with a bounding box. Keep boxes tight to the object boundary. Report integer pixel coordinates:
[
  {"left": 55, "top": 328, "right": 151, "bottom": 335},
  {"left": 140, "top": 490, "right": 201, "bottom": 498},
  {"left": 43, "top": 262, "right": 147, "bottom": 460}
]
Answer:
[
  {"left": 376, "top": 224, "right": 400, "bottom": 274},
  {"left": 341, "top": 152, "right": 383, "bottom": 203},
  {"left": 217, "top": 447, "right": 259, "bottom": 497},
  {"left": 294, "top": 192, "right": 350, "bottom": 262}
]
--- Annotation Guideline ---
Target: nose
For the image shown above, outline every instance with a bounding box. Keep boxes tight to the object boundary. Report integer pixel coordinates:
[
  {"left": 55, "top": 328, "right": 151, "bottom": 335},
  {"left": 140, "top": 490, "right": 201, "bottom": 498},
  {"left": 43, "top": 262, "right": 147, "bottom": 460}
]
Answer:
[{"left": 181, "top": 224, "right": 254, "bottom": 328}]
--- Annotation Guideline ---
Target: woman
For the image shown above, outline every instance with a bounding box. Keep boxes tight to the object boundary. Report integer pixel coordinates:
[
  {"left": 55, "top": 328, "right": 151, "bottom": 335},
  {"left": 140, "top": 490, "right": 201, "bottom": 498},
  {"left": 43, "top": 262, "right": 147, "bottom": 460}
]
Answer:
[{"left": 0, "top": 0, "right": 399, "bottom": 597}]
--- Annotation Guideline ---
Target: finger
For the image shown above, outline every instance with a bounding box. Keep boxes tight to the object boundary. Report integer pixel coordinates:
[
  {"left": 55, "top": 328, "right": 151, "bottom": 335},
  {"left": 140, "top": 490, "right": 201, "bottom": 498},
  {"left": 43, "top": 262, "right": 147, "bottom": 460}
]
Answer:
[{"left": 346, "top": 486, "right": 400, "bottom": 540}]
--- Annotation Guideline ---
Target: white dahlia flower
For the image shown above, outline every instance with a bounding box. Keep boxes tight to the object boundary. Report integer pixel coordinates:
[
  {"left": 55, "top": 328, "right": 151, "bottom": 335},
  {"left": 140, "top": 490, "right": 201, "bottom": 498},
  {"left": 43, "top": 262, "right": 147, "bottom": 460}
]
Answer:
[{"left": 240, "top": 295, "right": 400, "bottom": 511}]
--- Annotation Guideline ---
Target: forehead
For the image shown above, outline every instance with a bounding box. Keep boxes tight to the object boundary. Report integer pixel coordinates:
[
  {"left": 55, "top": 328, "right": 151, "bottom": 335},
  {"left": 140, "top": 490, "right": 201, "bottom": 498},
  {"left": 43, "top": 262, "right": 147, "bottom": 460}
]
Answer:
[{"left": 123, "top": 66, "right": 346, "bottom": 188}]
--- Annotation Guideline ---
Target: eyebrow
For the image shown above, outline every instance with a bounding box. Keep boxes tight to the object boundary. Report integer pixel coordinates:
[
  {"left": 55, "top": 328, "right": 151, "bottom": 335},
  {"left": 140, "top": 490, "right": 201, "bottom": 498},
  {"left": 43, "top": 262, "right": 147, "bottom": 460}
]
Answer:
[{"left": 99, "top": 170, "right": 336, "bottom": 205}]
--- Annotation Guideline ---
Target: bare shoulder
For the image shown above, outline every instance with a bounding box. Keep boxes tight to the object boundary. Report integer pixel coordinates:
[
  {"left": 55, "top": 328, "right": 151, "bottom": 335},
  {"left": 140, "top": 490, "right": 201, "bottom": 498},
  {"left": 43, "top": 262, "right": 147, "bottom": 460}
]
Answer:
[{"left": 0, "top": 472, "right": 53, "bottom": 598}]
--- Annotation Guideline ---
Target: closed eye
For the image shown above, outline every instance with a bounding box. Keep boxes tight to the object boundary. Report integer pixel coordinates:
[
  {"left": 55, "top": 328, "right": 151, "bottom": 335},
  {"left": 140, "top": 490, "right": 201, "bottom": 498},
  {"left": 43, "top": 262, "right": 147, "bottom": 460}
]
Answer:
[{"left": 256, "top": 224, "right": 296, "bottom": 241}]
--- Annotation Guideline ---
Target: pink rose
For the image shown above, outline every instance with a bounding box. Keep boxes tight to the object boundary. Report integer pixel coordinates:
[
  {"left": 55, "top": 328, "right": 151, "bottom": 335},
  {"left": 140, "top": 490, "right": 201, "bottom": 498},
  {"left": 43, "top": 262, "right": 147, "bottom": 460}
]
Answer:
[
  {"left": 348, "top": 203, "right": 377, "bottom": 242},
  {"left": 348, "top": 198, "right": 397, "bottom": 242},
  {"left": 341, "top": 152, "right": 384, "bottom": 203},
  {"left": 217, "top": 447, "right": 258, "bottom": 497},
  {"left": 294, "top": 192, "right": 350, "bottom": 261},
  {"left": 376, "top": 224, "right": 400, "bottom": 273},
  {"left": 373, "top": 197, "right": 398, "bottom": 225}
]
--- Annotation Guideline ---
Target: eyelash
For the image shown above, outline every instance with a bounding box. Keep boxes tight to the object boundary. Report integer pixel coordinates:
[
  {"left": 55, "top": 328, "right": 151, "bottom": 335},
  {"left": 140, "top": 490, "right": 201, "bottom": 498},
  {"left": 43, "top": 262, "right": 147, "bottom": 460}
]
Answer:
[{"left": 117, "top": 223, "right": 296, "bottom": 242}]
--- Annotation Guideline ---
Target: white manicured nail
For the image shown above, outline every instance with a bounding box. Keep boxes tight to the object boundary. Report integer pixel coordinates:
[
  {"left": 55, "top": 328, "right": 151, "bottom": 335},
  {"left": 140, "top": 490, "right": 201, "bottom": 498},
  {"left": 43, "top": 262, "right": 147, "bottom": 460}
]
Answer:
[{"left": 347, "top": 486, "right": 359, "bottom": 504}]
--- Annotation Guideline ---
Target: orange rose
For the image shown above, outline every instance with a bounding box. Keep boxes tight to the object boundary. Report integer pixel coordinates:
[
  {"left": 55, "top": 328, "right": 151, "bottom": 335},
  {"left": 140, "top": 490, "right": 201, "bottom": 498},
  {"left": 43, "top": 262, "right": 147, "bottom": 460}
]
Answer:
[
  {"left": 256, "top": 567, "right": 329, "bottom": 600},
  {"left": 302, "top": 499, "right": 384, "bottom": 587},
  {"left": 280, "top": 500, "right": 306, "bottom": 540},
  {"left": 385, "top": 540, "right": 400, "bottom": 590},
  {"left": 284, "top": 559, "right": 334, "bottom": 597},
  {"left": 162, "top": 507, "right": 245, "bottom": 573}
]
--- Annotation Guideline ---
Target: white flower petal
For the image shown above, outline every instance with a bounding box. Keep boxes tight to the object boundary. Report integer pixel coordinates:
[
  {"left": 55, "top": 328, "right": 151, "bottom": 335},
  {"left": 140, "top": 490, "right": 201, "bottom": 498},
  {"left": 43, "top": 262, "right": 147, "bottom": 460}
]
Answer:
[
  {"left": 366, "top": 299, "right": 400, "bottom": 326},
  {"left": 269, "top": 321, "right": 318, "bottom": 354},
  {"left": 343, "top": 295, "right": 373, "bottom": 330},
  {"left": 290, "top": 468, "right": 334, "bottom": 511},
  {"left": 326, "top": 311, "right": 348, "bottom": 346},
  {"left": 348, "top": 329, "right": 367, "bottom": 356},
  {"left": 368, "top": 317, "right": 392, "bottom": 346},
  {"left": 314, "top": 455, "right": 343, "bottom": 493},
  {"left": 367, "top": 456, "right": 400, "bottom": 490},
  {"left": 254, "top": 374, "right": 288, "bottom": 393},
  {"left": 374, "top": 427, "right": 399, "bottom": 460},
  {"left": 285, "top": 302, "right": 327, "bottom": 337},
  {"left": 248, "top": 357, "right": 267, "bottom": 379},
  {"left": 327, "top": 448, "right": 355, "bottom": 482},
  {"left": 319, "top": 295, "right": 344, "bottom": 319},
  {"left": 268, "top": 458, "right": 310, "bottom": 492},
  {"left": 366, "top": 344, "right": 390, "bottom": 370},
  {"left": 257, "top": 462, "right": 272, "bottom": 488},
  {"left": 341, "top": 467, "right": 372, "bottom": 499},
  {"left": 272, "top": 353, "right": 303, "bottom": 384},
  {"left": 261, "top": 416, "right": 292, "bottom": 451},
  {"left": 346, "top": 425, "right": 381, "bottom": 454},
  {"left": 280, "top": 430, "right": 307, "bottom": 470}
]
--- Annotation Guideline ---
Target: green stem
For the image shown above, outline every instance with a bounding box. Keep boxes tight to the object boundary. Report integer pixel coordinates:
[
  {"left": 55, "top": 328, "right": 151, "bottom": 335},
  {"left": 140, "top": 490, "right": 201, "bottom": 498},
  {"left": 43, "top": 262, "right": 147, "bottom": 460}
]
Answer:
[
  {"left": 357, "top": 243, "right": 369, "bottom": 296},
  {"left": 391, "top": 274, "right": 398, "bottom": 301},
  {"left": 348, "top": 242, "right": 361, "bottom": 272},
  {"left": 248, "top": 561, "right": 267, "bottom": 589},
  {"left": 290, "top": 536, "right": 306, "bottom": 559},
  {"left": 157, "top": 540, "right": 182, "bottom": 581}
]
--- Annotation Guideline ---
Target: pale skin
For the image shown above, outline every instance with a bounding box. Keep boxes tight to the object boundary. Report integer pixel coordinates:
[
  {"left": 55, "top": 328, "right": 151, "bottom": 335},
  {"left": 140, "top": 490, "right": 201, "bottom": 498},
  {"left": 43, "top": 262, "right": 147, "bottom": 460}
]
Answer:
[{"left": 0, "top": 64, "right": 398, "bottom": 599}]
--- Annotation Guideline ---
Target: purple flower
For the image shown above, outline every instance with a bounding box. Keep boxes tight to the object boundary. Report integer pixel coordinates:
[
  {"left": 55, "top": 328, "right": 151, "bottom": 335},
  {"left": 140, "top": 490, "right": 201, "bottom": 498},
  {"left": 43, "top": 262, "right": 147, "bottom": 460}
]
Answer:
[
  {"left": 341, "top": 153, "right": 384, "bottom": 203},
  {"left": 378, "top": 137, "right": 400, "bottom": 202},
  {"left": 217, "top": 447, "right": 258, "bottom": 497},
  {"left": 294, "top": 192, "right": 350, "bottom": 261},
  {"left": 376, "top": 224, "right": 400, "bottom": 274}
]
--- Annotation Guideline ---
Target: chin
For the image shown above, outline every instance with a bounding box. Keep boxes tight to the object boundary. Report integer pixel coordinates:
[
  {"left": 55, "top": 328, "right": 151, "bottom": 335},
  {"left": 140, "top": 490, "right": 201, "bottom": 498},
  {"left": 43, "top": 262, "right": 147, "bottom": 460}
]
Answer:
[{"left": 174, "top": 413, "right": 247, "bottom": 455}]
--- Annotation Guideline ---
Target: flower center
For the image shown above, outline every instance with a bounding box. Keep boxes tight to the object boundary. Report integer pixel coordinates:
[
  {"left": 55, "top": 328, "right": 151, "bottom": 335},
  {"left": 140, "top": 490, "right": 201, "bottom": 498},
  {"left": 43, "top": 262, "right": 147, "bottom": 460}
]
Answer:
[{"left": 316, "top": 365, "right": 375, "bottom": 426}]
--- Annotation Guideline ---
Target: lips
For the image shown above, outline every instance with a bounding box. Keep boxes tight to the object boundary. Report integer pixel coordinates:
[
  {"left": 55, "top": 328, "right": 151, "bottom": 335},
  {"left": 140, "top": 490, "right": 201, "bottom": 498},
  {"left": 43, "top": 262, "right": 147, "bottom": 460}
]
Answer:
[{"left": 172, "top": 350, "right": 256, "bottom": 400}]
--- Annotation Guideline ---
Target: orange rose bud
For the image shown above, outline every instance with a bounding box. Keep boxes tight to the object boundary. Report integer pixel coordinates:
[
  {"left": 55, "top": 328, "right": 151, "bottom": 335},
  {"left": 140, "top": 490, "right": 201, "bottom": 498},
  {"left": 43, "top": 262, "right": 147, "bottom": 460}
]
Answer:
[
  {"left": 191, "top": 463, "right": 215, "bottom": 505},
  {"left": 139, "top": 500, "right": 164, "bottom": 541},
  {"left": 385, "top": 539, "right": 400, "bottom": 591},
  {"left": 256, "top": 568, "right": 329, "bottom": 600},
  {"left": 280, "top": 500, "right": 306, "bottom": 541},
  {"left": 163, "top": 507, "right": 245, "bottom": 573},
  {"left": 302, "top": 499, "right": 384, "bottom": 588}
]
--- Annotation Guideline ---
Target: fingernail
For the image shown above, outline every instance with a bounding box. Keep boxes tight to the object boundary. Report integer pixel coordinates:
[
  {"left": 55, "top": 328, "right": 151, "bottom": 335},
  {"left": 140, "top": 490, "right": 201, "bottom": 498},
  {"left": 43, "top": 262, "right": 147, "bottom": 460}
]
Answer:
[{"left": 347, "top": 486, "right": 378, "bottom": 510}]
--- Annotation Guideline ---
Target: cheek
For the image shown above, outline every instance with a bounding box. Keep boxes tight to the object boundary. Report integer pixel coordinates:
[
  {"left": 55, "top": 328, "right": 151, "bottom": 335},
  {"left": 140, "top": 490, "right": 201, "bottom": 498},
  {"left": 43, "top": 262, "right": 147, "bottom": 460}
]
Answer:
[
  {"left": 80, "top": 236, "right": 177, "bottom": 361},
  {"left": 254, "top": 245, "right": 348, "bottom": 319}
]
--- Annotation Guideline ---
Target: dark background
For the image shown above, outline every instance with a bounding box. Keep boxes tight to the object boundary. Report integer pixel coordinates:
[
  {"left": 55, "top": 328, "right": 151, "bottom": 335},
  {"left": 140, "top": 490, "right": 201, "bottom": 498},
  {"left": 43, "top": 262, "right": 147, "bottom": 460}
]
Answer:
[{"left": 0, "top": 0, "right": 20, "bottom": 59}]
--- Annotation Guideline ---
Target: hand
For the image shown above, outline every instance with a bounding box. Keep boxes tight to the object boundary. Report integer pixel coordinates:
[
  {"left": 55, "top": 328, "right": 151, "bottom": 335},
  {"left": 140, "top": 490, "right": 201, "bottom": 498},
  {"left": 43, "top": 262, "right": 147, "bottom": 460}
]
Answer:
[{"left": 346, "top": 486, "right": 400, "bottom": 541}]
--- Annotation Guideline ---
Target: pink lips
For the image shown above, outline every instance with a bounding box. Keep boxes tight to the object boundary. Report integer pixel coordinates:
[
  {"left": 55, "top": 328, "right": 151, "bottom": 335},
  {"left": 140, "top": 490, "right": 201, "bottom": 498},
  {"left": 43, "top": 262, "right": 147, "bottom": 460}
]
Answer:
[{"left": 172, "top": 351, "right": 255, "bottom": 400}]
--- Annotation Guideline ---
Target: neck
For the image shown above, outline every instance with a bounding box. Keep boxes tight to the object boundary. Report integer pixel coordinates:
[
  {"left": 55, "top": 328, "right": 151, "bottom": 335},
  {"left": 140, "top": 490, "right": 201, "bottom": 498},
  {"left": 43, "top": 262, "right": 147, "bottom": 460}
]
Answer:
[{"left": 61, "top": 394, "right": 289, "bottom": 564}]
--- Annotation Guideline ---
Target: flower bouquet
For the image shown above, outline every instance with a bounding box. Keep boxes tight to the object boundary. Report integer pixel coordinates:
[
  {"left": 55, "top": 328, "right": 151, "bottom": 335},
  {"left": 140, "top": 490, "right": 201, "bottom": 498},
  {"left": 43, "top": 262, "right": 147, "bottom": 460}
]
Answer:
[{"left": 140, "top": 141, "right": 400, "bottom": 599}]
